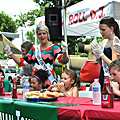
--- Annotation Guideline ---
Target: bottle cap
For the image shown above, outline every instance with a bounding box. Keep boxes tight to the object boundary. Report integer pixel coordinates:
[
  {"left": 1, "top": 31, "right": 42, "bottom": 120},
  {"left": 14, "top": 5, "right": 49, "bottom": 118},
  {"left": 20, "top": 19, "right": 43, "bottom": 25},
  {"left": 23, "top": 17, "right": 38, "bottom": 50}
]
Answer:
[
  {"left": 104, "top": 78, "right": 110, "bottom": 84},
  {"left": 1, "top": 76, "right": 4, "bottom": 81},
  {"left": 94, "top": 79, "right": 98, "bottom": 82},
  {"left": 1, "top": 76, "right": 4, "bottom": 78},
  {"left": 86, "top": 83, "right": 90, "bottom": 87},
  {"left": 13, "top": 76, "right": 17, "bottom": 82}
]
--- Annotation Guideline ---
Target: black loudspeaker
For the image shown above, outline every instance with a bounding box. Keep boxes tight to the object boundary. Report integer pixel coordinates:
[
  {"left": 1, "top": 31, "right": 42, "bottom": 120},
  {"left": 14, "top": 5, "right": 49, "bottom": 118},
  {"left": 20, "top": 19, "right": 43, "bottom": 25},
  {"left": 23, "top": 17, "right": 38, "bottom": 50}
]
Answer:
[{"left": 45, "top": 7, "right": 62, "bottom": 41}]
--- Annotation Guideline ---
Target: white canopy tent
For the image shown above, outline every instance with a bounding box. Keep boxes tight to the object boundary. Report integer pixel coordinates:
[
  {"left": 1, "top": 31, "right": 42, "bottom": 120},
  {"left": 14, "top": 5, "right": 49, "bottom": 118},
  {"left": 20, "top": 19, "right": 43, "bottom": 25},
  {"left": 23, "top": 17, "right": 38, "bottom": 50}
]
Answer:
[
  {"left": 34, "top": 0, "right": 120, "bottom": 69},
  {"left": 35, "top": 0, "right": 120, "bottom": 37}
]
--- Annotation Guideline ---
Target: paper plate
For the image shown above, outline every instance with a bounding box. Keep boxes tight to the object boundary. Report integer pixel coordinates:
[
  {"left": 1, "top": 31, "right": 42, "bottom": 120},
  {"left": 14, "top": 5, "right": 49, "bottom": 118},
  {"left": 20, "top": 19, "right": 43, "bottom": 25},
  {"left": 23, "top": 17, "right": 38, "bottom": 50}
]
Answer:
[{"left": 26, "top": 97, "right": 58, "bottom": 102}]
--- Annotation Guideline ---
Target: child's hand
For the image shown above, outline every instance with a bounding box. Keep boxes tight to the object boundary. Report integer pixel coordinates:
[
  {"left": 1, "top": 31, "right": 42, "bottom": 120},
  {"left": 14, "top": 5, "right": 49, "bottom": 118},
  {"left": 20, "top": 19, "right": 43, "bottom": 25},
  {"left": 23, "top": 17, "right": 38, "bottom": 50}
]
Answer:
[
  {"left": 110, "top": 81, "right": 119, "bottom": 94},
  {"left": 29, "top": 87, "right": 35, "bottom": 91},
  {"left": 48, "top": 83, "right": 65, "bottom": 92},
  {"left": 47, "top": 85, "right": 54, "bottom": 91},
  {"left": 58, "top": 84, "right": 66, "bottom": 93}
]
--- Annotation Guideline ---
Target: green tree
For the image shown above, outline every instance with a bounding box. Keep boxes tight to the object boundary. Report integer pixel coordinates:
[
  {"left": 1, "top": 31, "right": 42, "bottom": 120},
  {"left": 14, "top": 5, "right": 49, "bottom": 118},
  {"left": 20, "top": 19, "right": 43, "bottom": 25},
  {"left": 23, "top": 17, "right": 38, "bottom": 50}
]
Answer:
[
  {"left": 0, "top": 50, "right": 8, "bottom": 59},
  {"left": 43, "top": 0, "right": 83, "bottom": 7},
  {"left": 15, "top": 0, "right": 83, "bottom": 27},
  {"left": 0, "top": 11, "right": 18, "bottom": 41},
  {"left": 25, "top": 29, "right": 35, "bottom": 44},
  {"left": 15, "top": 1, "right": 50, "bottom": 27}
]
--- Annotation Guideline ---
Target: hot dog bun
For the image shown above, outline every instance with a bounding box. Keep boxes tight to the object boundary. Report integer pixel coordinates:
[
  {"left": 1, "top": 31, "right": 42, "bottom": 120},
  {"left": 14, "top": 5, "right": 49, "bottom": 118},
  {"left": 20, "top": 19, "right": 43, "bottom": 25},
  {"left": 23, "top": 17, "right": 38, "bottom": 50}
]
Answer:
[
  {"left": 51, "top": 82, "right": 64, "bottom": 92},
  {"left": 25, "top": 91, "right": 61, "bottom": 98}
]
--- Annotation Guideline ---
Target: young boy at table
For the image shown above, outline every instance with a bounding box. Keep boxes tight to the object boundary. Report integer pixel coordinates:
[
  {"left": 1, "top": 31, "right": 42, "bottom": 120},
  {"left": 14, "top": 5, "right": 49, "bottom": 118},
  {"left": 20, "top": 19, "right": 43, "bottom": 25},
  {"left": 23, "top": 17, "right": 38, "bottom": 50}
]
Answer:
[
  {"left": 29, "top": 69, "right": 49, "bottom": 91},
  {"left": 47, "top": 69, "right": 81, "bottom": 97},
  {"left": 109, "top": 59, "right": 120, "bottom": 97}
]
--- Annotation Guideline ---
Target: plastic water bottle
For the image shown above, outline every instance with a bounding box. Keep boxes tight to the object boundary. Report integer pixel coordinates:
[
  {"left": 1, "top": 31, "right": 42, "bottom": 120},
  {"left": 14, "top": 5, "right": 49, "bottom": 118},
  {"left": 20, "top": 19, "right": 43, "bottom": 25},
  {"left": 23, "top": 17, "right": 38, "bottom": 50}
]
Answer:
[
  {"left": 92, "top": 78, "right": 101, "bottom": 105},
  {"left": 23, "top": 78, "right": 30, "bottom": 99}
]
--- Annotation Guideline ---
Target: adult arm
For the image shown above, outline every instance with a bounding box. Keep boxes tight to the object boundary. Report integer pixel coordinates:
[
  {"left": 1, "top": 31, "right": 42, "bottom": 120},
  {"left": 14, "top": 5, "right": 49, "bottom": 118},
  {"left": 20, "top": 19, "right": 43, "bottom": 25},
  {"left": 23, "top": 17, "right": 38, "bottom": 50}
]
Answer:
[
  {"left": 101, "top": 37, "right": 120, "bottom": 66},
  {"left": 100, "top": 54, "right": 113, "bottom": 66},
  {"left": 91, "top": 39, "right": 118, "bottom": 66},
  {"left": 61, "top": 41, "right": 68, "bottom": 62},
  {"left": 55, "top": 42, "right": 69, "bottom": 64},
  {"left": 4, "top": 45, "right": 21, "bottom": 64},
  {"left": 61, "top": 52, "right": 68, "bottom": 63},
  {"left": 4, "top": 45, "right": 34, "bottom": 66}
]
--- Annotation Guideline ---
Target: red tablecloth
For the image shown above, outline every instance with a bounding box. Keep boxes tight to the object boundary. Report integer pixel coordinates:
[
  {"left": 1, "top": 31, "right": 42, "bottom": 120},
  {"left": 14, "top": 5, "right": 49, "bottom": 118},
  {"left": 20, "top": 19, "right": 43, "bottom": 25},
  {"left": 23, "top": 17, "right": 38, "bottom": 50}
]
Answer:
[
  {"left": 82, "top": 102, "right": 120, "bottom": 120},
  {"left": 2, "top": 93, "right": 120, "bottom": 120},
  {"left": 56, "top": 97, "right": 120, "bottom": 120},
  {"left": 55, "top": 96, "right": 93, "bottom": 105}
]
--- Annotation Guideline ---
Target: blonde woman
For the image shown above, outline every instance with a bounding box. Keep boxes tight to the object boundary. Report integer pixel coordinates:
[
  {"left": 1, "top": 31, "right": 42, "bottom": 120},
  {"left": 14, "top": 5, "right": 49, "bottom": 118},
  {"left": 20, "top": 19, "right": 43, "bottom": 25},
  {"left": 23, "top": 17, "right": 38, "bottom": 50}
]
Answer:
[{"left": 4, "top": 24, "right": 69, "bottom": 88}]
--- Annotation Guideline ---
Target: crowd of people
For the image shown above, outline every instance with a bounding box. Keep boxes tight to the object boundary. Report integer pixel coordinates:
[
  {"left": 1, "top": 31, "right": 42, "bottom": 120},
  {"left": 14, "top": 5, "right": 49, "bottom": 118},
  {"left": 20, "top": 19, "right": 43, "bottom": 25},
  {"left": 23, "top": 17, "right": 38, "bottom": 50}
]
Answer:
[{"left": 2, "top": 16, "right": 120, "bottom": 97}]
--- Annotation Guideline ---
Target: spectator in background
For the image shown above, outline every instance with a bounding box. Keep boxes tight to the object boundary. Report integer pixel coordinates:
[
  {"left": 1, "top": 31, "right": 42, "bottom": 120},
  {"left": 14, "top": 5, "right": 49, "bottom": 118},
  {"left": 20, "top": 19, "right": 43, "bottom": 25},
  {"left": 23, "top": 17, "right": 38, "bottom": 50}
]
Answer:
[
  {"left": 19, "top": 41, "right": 34, "bottom": 85},
  {"left": 0, "top": 69, "right": 12, "bottom": 92},
  {"left": 5, "top": 41, "right": 34, "bottom": 85},
  {"left": 20, "top": 41, "right": 34, "bottom": 77}
]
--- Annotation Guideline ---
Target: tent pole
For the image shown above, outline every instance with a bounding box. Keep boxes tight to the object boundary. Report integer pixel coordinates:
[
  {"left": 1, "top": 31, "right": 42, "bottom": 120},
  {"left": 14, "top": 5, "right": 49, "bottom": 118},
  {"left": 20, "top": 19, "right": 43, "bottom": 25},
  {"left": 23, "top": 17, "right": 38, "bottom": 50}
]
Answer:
[
  {"left": 35, "top": 26, "right": 37, "bottom": 47},
  {"left": 62, "top": 0, "right": 69, "bottom": 70}
]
